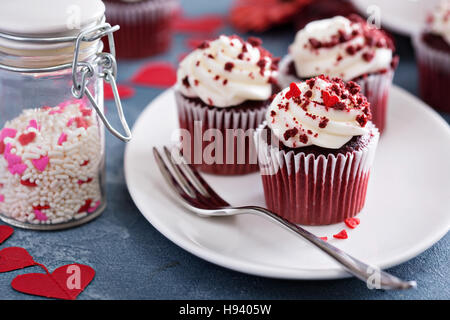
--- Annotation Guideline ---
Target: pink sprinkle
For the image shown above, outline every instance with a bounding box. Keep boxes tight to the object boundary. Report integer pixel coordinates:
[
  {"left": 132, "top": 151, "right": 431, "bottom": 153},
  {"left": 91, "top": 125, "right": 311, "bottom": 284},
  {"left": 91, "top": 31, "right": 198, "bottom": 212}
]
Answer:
[
  {"left": 49, "top": 108, "right": 63, "bottom": 115},
  {"left": 88, "top": 200, "right": 101, "bottom": 213},
  {"left": 0, "top": 194, "right": 4, "bottom": 202},
  {"left": 8, "top": 163, "right": 27, "bottom": 175},
  {"left": 34, "top": 209, "right": 48, "bottom": 221},
  {"left": 27, "top": 119, "right": 38, "bottom": 130},
  {"left": 57, "top": 132, "right": 68, "bottom": 145},
  {"left": 31, "top": 156, "right": 49, "bottom": 172},
  {"left": 67, "top": 118, "right": 75, "bottom": 127},
  {"left": 0, "top": 128, "right": 17, "bottom": 141}
]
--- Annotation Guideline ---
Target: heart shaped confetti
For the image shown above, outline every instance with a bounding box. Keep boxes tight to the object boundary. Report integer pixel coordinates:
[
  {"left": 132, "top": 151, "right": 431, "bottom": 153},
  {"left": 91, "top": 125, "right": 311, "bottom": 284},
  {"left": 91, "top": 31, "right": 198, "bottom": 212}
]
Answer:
[
  {"left": 18, "top": 132, "right": 36, "bottom": 146},
  {"left": 31, "top": 156, "right": 49, "bottom": 172},
  {"left": 345, "top": 217, "right": 361, "bottom": 229},
  {"left": 0, "top": 247, "right": 36, "bottom": 273},
  {"left": 131, "top": 62, "right": 177, "bottom": 88},
  {"left": 0, "top": 225, "right": 13, "bottom": 244},
  {"left": 322, "top": 90, "right": 340, "bottom": 108},
  {"left": 173, "top": 14, "right": 225, "bottom": 33},
  {"left": 104, "top": 83, "right": 135, "bottom": 100},
  {"left": 11, "top": 263, "right": 95, "bottom": 300},
  {"left": 333, "top": 229, "right": 348, "bottom": 239}
]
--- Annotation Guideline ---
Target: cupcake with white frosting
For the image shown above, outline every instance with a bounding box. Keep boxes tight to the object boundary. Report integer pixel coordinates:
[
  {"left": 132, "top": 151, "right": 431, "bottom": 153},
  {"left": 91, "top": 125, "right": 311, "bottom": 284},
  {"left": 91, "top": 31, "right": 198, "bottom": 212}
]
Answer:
[
  {"left": 413, "top": 0, "right": 450, "bottom": 113},
  {"left": 255, "top": 76, "right": 379, "bottom": 225},
  {"left": 279, "top": 15, "right": 398, "bottom": 132},
  {"left": 175, "top": 35, "right": 279, "bottom": 175}
]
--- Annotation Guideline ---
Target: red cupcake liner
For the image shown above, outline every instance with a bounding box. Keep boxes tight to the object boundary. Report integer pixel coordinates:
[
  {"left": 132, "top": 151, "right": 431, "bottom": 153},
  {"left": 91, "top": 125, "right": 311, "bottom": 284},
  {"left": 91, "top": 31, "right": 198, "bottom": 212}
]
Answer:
[
  {"left": 278, "top": 55, "right": 393, "bottom": 133},
  {"left": 175, "top": 91, "right": 267, "bottom": 175},
  {"left": 104, "top": 0, "right": 180, "bottom": 59},
  {"left": 255, "top": 122, "right": 379, "bottom": 225},
  {"left": 355, "top": 70, "right": 393, "bottom": 133},
  {"left": 413, "top": 34, "right": 450, "bottom": 113}
]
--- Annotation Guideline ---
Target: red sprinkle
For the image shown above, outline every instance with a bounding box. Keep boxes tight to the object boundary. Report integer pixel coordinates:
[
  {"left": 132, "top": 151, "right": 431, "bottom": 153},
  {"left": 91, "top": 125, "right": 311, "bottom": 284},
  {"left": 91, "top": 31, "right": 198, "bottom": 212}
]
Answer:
[
  {"left": 345, "top": 217, "right": 361, "bottom": 229},
  {"left": 20, "top": 180, "right": 37, "bottom": 187},
  {"left": 285, "top": 82, "right": 301, "bottom": 99},
  {"left": 33, "top": 205, "right": 50, "bottom": 211},
  {"left": 322, "top": 90, "right": 340, "bottom": 108},
  {"left": 78, "top": 199, "right": 93, "bottom": 213},
  {"left": 333, "top": 230, "right": 348, "bottom": 239},
  {"left": 18, "top": 132, "right": 36, "bottom": 146}
]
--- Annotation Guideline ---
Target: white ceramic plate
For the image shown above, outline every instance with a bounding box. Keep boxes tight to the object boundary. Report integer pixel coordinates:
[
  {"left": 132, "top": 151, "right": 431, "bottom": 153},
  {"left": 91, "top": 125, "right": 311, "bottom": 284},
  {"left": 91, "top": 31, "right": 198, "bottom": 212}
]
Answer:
[
  {"left": 124, "top": 86, "right": 450, "bottom": 280},
  {"left": 351, "top": 0, "right": 441, "bottom": 36}
]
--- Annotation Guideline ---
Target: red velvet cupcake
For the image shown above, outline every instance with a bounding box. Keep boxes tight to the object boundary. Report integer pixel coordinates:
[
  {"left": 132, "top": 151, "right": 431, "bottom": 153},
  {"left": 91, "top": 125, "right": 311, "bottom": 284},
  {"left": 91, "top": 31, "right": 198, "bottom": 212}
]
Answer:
[
  {"left": 103, "top": 0, "right": 179, "bottom": 59},
  {"left": 413, "top": 1, "right": 450, "bottom": 113},
  {"left": 279, "top": 15, "right": 398, "bottom": 133},
  {"left": 255, "top": 76, "right": 379, "bottom": 225},
  {"left": 175, "top": 35, "right": 279, "bottom": 175}
]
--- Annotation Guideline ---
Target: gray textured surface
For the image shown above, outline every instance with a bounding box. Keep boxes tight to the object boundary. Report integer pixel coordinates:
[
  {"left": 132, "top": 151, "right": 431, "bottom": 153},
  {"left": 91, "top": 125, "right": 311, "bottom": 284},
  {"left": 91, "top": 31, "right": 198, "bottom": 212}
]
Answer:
[{"left": 0, "top": 0, "right": 449, "bottom": 300}]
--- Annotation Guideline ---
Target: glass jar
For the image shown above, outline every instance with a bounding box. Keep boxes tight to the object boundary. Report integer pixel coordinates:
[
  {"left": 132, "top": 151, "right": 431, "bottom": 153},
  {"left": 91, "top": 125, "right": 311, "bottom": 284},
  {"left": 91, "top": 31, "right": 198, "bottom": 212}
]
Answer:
[{"left": 0, "top": 0, "right": 131, "bottom": 230}]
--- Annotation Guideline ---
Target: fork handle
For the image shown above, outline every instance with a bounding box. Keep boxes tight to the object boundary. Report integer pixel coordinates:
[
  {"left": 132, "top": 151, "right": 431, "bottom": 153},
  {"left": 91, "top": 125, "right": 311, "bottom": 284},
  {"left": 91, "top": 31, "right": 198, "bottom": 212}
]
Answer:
[{"left": 240, "top": 206, "right": 416, "bottom": 290}]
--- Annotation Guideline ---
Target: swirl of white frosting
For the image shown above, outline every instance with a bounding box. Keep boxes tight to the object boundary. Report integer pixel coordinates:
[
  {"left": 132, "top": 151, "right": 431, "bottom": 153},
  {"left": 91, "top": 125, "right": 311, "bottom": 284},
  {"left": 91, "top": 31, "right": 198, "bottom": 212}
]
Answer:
[
  {"left": 266, "top": 76, "right": 371, "bottom": 149},
  {"left": 289, "top": 16, "right": 393, "bottom": 81},
  {"left": 429, "top": 0, "right": 450, "bottom": 45},
  {"left": 176, "top": 35, "right": 277, "bottom": 107}
]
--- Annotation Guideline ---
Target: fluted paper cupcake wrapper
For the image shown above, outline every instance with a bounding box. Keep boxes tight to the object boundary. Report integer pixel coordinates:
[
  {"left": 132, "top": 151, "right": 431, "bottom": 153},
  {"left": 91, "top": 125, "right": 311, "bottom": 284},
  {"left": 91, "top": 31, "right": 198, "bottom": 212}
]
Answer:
[
  {"left": 254, "top": 122, "right": 380, "bottom": 225},
  {"left": 175, "top": 91, "right": 268, "bottom": 175},
  {"left": 354, "top": 70, "right": 393, "bottom": 133},
  {"left": 412, "top": 33, "right": 450, "bottom": 113},
  {"left": 104, "top": 0, "right": 180, "bottom": 58},
  {"left": 278, "top": 55, "right": 393, "bottom": 133}
]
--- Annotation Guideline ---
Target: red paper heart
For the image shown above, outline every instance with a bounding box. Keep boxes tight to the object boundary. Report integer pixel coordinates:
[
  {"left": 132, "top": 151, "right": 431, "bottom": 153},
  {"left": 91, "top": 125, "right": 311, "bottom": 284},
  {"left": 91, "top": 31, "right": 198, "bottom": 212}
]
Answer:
[
  {"left": 12, "top": 263, "right": 95, "bottom": 300},
  {"left": 0, "top": 225, "right": 13, "bottom": 244},
  {"left": 0, "top": 247, "right": 36, "bottom": 273},
  {"left": 131, "top": 62, "right": 177, "bottom": 88},
  {"left": 173, "top": 14, "right": 225, "bottom": 33},
  {"left": 104, "top": 83, "right": 135, "bottom": 100}
]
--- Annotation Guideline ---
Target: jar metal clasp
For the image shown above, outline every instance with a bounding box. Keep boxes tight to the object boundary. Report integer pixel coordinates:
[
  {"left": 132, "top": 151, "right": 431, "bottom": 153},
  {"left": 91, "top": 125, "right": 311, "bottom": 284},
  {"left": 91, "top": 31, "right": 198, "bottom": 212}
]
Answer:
[{"left": 71, "top": 23, "right": 132, "bottom": 142}]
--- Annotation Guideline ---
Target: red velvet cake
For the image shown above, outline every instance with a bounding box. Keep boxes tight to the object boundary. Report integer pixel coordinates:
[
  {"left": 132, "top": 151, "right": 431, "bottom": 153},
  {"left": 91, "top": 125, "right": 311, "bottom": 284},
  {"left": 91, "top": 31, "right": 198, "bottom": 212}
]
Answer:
[
  {"left": 103, "top": 0, "right": 179, "bottom": 59},
  {"left": 279, "top": 14, "right": 398, "bottom": 132},
  {"left": 255, "top": 76, "right": 379, "bottom": 225},
  {"left": 175, "top": 35, "right": 280, "bottom": 175},
  {"left": 413, "top": 1, "right": 450, "bottom": 113}
]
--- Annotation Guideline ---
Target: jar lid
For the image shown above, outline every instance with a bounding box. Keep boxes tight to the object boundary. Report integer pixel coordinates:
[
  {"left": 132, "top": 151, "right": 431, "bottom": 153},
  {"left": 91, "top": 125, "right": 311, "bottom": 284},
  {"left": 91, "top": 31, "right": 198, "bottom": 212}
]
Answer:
[{"left": 0, "top": 0, "right": 105, "bottom": 37}]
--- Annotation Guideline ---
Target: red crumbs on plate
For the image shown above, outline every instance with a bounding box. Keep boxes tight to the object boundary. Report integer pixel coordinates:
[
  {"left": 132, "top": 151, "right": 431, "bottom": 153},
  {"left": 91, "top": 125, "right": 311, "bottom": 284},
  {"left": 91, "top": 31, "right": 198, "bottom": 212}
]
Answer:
[
  {"left": 333, "top": 229, "right": 348, "bottom": 239},
  {"left": 104, "top": 83, "right": 135, "bottom": 101},
  {"left": 320, "top": 236, "right": 328, "bottom": 241},
  {"left": 131, "top": 62, "right": 177, "bottom": 88},
  {"left": 345, "top": 217, "right": 360, "bottom": 229},
  {"left": 173, "top": 15, "right": 225, "bottom": 33}
]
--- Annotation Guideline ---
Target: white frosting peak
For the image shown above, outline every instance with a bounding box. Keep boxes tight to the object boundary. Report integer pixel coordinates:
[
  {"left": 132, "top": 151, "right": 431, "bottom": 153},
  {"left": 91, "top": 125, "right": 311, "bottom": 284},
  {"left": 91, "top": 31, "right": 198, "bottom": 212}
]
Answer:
[
  {"left": 176, "top": 35, "right": 278, "bottom": 107},
  {"left": 289, "top": 16, "right": 394, "bottom": 81},
  {"left": 267, "top": 76, "right": 371, "bottom": 149}
]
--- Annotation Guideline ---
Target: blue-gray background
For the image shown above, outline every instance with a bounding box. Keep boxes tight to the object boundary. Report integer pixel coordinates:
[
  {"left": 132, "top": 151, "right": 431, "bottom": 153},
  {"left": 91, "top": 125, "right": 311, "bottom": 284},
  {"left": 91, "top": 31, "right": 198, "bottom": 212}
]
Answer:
[{"left": 0, "top": 0, "right": 449, "bottom": 300}]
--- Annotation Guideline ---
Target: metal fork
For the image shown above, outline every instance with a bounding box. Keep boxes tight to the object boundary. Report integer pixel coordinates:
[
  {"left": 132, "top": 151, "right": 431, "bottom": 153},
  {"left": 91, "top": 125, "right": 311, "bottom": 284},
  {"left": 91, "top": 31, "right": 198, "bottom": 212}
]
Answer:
[{"left": 153, "top": 146, "right": 416, "bottom": 290}]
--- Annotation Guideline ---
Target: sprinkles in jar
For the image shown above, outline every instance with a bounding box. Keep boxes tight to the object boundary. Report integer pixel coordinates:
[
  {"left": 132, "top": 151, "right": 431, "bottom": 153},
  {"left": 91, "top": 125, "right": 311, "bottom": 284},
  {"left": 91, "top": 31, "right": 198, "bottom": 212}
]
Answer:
[
  {"left": 0, "top": 102, "right": 103, "bottom": 225},
  {"left": 0, "top": 0, "right": 131, "bottom": 229}
]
